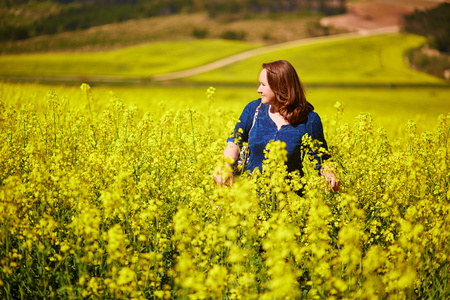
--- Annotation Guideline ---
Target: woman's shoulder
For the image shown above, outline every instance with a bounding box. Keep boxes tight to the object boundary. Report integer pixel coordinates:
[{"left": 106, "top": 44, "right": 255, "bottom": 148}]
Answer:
[
  {"left": 293, "top": 111, "right": 320, "bottom": 126},
  {"left": 246, "top": 98, "right": 262, "bottom": 109},
  {"left": 307, "top": 111, "right": 321, "bottom": 123},
  {"left": 242, "top": 98, "right": 263, "bottom": 114}
]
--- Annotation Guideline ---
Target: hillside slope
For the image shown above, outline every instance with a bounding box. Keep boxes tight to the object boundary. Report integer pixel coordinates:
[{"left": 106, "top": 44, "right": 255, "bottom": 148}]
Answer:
[{"left": 0, "top": 13, "right": 337, "bottom": 54}]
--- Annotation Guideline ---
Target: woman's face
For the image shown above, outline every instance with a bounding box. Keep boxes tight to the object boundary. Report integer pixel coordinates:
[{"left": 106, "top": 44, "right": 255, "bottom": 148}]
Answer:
[{"left": 257, "top": 69, "right": 277, "bottom": 107}]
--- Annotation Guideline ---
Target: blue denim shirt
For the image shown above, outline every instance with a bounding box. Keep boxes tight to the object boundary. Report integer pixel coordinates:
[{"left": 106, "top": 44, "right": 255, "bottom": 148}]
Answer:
[{"left": 227, "top": 99, "right": 330, "bottom": 175}]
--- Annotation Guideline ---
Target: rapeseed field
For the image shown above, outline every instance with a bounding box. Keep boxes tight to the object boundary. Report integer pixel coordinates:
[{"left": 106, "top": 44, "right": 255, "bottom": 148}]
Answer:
[{"left": 0, "top": 82, "right": 448, "bottom": 299}]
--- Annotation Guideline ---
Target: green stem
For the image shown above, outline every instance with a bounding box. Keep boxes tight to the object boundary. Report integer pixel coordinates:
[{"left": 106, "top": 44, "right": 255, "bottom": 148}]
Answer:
[{"left": 190, "top": 110, "right": 197, "bottom": 164}]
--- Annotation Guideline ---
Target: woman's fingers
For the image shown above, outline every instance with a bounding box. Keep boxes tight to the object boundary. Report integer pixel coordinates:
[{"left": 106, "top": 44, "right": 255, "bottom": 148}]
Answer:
[
  {"left": 215, "top": 175, "right": 226, "bottom": 186},
  {"left": 214, "top": 172, "right": 233, "bottom": 187},
  {"left": 330, "top": 176, "right": 340, "bottom": 192},
  {"left": 321, "top": 169, "right": 340, "bottom": 192}
]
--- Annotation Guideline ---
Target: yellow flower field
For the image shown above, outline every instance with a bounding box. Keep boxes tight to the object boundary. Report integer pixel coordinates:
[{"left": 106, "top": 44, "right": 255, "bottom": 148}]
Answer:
[{"left": 0, "top": 82, "right": 449, "bottom": 299}]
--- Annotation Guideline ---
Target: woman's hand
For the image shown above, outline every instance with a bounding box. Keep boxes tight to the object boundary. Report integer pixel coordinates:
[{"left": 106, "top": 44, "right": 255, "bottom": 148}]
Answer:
[
  {"left": 320, "top": 167, "right": 340, "bottom": 192},
  {"left": 214, "top": 142, "right": 240, "bottom": 187},
  {"left": 214, "top": 168, "right": 234, "bottom": 187}
]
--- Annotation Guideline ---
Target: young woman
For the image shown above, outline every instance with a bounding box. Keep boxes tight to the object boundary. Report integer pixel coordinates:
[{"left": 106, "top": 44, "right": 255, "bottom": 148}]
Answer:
[{"left": 215, "top": 60, "right": 339, "bottom": 192}]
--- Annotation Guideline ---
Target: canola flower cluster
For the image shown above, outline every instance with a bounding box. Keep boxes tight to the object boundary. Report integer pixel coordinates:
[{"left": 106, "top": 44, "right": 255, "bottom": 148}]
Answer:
[{"left": 0, "top": 83, "right": 449, "bottom": 299}]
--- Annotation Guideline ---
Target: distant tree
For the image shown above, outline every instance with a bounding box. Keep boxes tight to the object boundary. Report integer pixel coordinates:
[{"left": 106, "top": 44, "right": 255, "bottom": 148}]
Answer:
[
  {"left": 403, "top": 3, "right": 450, "bottom": 53},
  {"left": 338, "top": 0, "right": 346, "bottom": 14},
  {"left": 54, "top": 0, "right": 138, "bottom": 3},
  {"left": 309, "top": 0, "right": 346, "bottom": 15},
  {"left": 2, "top": 0, "right": 46, "bottom": 6}
]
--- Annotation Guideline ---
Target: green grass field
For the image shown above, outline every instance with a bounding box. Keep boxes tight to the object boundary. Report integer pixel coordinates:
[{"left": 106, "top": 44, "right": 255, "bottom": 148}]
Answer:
[
  {"left": 0, "top": 39, "right": 259, "bottom": 78},
  {"left": 2, "top": 33, "right": 446, "bottom": 87},
  {"left": 184, "top": 33, "right": 446, "bottom": 85}
]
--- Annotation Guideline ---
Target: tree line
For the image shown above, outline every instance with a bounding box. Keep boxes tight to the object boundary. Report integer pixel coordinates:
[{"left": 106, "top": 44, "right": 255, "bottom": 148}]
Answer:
[
  {"left": 403, "top": 2, "right": 450, "bottom": 53},
  {"left": 1, "top": 0, "right": 346, "bottom": 42}
]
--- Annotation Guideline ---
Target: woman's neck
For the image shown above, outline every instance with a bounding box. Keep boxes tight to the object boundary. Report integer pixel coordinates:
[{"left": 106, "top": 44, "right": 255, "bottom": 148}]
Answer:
[
  {"left": 269, "top": 105, "right": 280, "bottom": 114},
  {"left": 269, "top": 105, "right": 290, "bottom": 128}
]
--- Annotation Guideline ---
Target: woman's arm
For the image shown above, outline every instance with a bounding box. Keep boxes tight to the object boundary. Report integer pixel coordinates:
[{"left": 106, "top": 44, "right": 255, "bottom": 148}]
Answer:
[
  {"left": 214, "top": 142, "right": 240, "bottom": 186},
  {"left": 216, "top": 99, "right": 261, "bottom": 186},
  {"left": 307, "top": 113, "right": 340, "bottom": 192},
  {"left": 320, "top": 166, "right": 340, "bottom": 192}
]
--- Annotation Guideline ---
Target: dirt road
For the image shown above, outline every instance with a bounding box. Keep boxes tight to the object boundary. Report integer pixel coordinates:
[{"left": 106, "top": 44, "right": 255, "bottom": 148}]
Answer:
[{"left": 151, "top": 27, "right": 398, "bottom": 81}]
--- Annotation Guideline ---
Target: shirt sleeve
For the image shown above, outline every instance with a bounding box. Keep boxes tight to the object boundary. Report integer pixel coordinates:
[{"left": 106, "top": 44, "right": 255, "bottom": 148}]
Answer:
[
  {"left": 227, "top": 99, "right": 261, "bottom": 149},
  {"left": 306, "top": 112, "right": 331, "bottom": 170}
]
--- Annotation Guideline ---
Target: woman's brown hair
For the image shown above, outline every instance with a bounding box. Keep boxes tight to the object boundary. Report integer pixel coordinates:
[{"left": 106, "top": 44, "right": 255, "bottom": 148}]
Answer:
[{"left": 262, "top": 60, "right": 314, "bottom": 123}]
